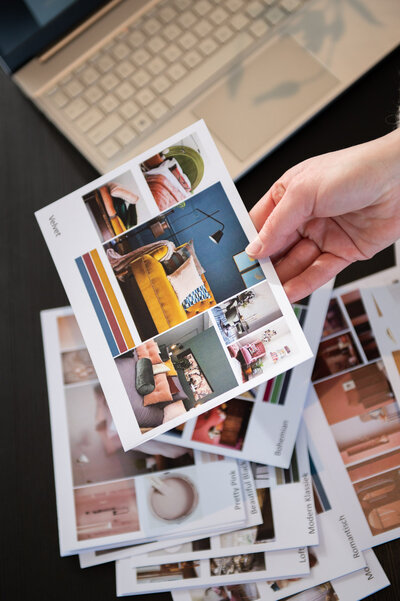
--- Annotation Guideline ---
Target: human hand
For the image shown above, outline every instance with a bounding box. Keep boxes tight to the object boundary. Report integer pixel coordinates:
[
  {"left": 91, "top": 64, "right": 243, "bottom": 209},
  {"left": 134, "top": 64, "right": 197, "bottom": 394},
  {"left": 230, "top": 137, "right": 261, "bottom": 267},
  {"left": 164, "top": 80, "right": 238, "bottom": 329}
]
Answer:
[{"left": 246, "top": 129, "right": 400, "bottom": 302}]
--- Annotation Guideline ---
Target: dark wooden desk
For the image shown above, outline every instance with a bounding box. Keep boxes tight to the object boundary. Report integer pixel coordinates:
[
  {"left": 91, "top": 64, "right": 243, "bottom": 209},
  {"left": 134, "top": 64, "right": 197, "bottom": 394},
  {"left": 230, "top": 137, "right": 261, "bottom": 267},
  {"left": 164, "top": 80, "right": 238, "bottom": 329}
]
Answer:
[{"left": 1, "top": 44, "right": 400, "bottom": 600}]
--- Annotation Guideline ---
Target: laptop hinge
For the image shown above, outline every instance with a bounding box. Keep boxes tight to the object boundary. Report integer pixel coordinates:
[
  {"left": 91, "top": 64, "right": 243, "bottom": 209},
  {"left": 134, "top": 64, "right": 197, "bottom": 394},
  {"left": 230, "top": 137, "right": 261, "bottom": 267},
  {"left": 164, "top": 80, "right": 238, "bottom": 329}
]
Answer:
[{"left": 39, "top": 0, "right": 124, "bottom": 63}]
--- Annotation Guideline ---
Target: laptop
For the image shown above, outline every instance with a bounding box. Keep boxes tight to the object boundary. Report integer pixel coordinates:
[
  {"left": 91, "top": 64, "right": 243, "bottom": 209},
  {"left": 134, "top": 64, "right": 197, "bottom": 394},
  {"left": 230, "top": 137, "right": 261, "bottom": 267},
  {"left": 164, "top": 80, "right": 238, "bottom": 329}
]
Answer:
[{"left": 1, "top": 0, "right": 399, "bottom": 178}]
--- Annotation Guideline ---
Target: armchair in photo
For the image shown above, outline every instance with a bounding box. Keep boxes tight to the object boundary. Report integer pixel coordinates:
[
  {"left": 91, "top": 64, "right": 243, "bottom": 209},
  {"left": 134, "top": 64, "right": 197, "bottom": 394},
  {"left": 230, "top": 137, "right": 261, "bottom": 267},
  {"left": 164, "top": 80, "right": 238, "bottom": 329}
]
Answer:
[
  {"left": 239, "top": 342, "right": 267, "bottom": 366},
  {"left": 83, "top": 182, "right": 139, "bottom": 241}
]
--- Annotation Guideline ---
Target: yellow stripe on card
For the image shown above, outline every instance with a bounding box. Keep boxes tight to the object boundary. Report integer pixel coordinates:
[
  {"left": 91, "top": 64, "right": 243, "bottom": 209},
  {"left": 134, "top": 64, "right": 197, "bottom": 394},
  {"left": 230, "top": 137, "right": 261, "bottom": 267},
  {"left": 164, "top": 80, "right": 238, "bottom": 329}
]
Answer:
[{"left": 90, "top": 248, "right": 135, "bottom": 350}]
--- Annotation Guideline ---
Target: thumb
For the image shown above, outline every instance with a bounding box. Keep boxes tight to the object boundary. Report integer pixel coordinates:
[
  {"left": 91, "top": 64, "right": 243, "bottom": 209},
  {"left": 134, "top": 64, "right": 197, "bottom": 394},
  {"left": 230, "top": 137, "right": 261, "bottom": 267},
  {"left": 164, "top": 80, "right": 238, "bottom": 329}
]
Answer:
[{"left": 246, "top": 180, "right": 312, "bottom": 258}]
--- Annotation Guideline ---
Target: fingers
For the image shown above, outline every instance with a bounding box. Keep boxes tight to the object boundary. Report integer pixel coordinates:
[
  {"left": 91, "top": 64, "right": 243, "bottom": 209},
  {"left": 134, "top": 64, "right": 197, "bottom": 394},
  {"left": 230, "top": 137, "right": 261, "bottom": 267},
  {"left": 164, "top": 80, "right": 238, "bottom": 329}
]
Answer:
[
  {"left": 282, "top": 253, "right": 351, "bottom": 303},
  {"left": 247, "top": 178, "right": 314, "bottom": 259},
  {"left": 249, "top": 160, "right": 306, "bottom": 231},
  {"left": 249, "top": 182, "right": 285, "bottom": 232},
  {"left": 274, "top": 238, "right": 321, "bottom": 284},
  {"left": 269, "top": 229, "right": 303, "bottom": 263}
]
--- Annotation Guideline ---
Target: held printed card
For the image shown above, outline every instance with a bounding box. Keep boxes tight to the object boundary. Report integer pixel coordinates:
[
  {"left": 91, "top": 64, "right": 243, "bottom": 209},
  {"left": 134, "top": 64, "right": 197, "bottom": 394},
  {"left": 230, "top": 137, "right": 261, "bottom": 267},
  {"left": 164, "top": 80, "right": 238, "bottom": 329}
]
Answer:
[
  {"left": 36, "top": 120, "right": 312, "bottom": 450},
  {"left": 41, "top": 307, "right": 248, "bottom": 556}
]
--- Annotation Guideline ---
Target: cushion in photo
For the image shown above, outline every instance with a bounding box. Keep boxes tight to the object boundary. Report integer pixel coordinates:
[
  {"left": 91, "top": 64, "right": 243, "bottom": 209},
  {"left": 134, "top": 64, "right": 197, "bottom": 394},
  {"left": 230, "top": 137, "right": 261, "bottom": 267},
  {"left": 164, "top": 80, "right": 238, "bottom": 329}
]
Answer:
[
  {"left": 152, "top": 362, "right": 171, "bottom": 375},
  {"left": 143, "top": 373, "right": 173, "bottom": 406},
  {"left": 163, "top": 400, "right": 187, "bottom": 423},
  {"left": 136, "top": 339, "right": 162, "bottom": 364},
  {"left": 167, "top": 255, "right": 204, "bottom": 305},
  {"left": 136, "top": 358, "right": 155, "bottom": 395},
  {"left": 182, "top": 283, "right": 211, "bottom": 310},
  {"left": 168, "top": 376, "right": 190, "bottom": 406},
  {"left": 177, "top": 240, "right": 205, "bottom": 275},
  {"left": 164, "top": 358, "right": 177, "bottom": 377}
]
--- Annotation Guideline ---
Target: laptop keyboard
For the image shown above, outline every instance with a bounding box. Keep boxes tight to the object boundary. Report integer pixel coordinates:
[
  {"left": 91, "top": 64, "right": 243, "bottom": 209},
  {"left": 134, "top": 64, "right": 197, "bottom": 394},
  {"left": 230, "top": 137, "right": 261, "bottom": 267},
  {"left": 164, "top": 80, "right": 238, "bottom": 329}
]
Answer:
[{"left": 44, "top": 0, "right": 307, "bottom": 166}]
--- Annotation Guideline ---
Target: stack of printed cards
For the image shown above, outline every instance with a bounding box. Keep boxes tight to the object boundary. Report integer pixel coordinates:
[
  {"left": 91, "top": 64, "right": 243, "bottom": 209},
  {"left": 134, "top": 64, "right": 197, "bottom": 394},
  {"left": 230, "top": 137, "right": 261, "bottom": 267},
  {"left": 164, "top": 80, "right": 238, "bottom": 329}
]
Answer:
[
  {"left": 305, "top": 266, "right": 400, "bottom": 551},
  {"left": 40, "top": 295, "right": 393, "bottom": 597},
  {"left": 42, "top": 305, "right": 261, "bottom": 555},
  {"left": 135, "top": 266, "right": 400, "bottom": 600},
  {"left": 79, "top": 427, "right": 317, "bottom": 569},
  {"left": 37, "top": 122, "right": 395, "bottom": 599}
]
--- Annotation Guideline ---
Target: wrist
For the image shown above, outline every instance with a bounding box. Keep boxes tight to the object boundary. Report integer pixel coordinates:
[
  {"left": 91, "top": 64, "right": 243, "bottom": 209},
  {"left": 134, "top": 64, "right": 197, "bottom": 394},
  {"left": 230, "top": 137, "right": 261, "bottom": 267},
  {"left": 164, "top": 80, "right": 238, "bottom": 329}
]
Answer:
[
  {"left": 380, "top": 128, "right": 400, "bottom": 190},
  {"left": 362, "top": 128, "right": 400, "bottom": 201}
]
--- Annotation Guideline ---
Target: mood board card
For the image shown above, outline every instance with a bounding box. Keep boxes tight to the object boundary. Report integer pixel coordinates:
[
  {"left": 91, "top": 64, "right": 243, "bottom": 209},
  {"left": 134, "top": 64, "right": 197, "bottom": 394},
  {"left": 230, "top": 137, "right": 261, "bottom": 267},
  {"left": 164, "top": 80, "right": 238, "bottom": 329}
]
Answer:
[
  {"left": 170, "top": 431, "right": 380, "bottom": 601},
  {"left": 36, "top": 121, "right": 312, "bottom": 450},
  {"left": 41, "top": 307, "right": 253, "bottom": 556},
  {"left": 80, "top": 425, "right": 318, "bottom": 569},
  {"left": 360, "top": 281, "right": 400, "bottom": 407},
  {"left": 305, "top": 265, "right": 400, "bottom": 549},
  {"left": 171, "top": 549, "right": 388, "bottom": 601},
  {"left": 116, "top": 546, "right": 310, "bottom": 596},
  {"left": 79, "top": 457, "right": 261, "bottom": 568}
]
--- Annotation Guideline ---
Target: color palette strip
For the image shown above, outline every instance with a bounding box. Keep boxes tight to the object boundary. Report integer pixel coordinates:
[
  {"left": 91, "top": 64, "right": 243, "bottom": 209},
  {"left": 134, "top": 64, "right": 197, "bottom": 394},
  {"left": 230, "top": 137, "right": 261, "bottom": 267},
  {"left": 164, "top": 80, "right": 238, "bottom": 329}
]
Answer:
[
  {"left": 263, "top": 306, "right": 307, "bottom": 404},
  {"left": 310, "top": 453, "right": 331, "bottom": 512},
  {"left": 75, "top": 250, "right": 135, "bottom": 357},
  {"left": 276, "top": 447, "right": 300, "bottom": 485}
]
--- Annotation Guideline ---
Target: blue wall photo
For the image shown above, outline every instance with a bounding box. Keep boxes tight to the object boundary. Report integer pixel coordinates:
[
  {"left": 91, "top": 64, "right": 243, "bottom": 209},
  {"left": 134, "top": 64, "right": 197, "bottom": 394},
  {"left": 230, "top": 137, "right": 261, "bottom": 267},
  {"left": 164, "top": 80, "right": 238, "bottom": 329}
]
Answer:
[
  {"left": 109, "top": 182, "right": 260, "bottom": 302},
  {"left": 168, "top": 183, "right": 251, "bottom": 301}
]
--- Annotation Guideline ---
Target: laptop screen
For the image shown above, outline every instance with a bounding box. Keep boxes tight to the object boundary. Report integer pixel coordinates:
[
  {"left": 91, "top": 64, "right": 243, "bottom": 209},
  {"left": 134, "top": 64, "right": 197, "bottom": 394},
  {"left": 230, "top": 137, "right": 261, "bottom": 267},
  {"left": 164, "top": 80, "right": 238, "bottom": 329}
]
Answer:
[{"left": 0, "top": 0, "right": 109, "bottom": 73}]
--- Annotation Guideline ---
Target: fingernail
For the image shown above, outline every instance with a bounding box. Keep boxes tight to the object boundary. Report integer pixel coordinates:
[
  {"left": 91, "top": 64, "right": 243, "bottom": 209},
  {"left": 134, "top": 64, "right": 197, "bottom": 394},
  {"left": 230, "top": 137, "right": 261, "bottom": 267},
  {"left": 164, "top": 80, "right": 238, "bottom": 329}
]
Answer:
[
  {"left": 246, "top": 237, "right": 262, "bottom": 256},
  {"left": 272, "top": 182, "right": 286, "bottom": 202}
]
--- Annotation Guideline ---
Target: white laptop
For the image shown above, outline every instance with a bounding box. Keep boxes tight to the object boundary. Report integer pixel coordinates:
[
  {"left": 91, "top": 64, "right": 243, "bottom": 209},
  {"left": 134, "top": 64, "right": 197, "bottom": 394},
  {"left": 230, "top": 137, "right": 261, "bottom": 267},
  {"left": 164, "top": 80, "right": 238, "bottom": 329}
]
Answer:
[{"left": 1, "top": 0, "right": 399, "bottom": 177}]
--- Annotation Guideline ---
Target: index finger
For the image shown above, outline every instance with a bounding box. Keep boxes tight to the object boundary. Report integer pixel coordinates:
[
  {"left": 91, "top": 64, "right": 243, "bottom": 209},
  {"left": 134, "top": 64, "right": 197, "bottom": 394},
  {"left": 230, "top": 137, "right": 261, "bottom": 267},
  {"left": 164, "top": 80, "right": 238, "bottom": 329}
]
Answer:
[{"left": 249, "top": 188, "right": 276, "bottom": 232}]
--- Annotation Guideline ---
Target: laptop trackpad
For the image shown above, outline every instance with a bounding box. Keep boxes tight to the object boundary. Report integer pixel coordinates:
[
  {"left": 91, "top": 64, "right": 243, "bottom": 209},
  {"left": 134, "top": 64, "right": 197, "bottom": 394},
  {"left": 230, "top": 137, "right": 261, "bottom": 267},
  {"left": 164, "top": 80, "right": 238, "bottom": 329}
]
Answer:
[{"left": 192, "top": 37, "right": 338, "bottom": 161}]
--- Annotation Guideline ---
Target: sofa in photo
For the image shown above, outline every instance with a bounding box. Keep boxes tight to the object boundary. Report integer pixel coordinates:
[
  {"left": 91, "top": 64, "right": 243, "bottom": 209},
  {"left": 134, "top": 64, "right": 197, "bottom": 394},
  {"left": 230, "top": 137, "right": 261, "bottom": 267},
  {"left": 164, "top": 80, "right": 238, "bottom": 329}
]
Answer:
[
  {"left": 115, "top": 339, "right": 193, "bottom": 432},
  {"left": 83, "top": 171, "right": 149, "bottom": 242},
  {"left": 105, "top": 182, "right": 253, "bottom": 341},
  {"left": 107, "top": 238, "right": 216, "bottom": 341},
  {"left": 116, "top": 314, "right": 237, "bottom": 432}
]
